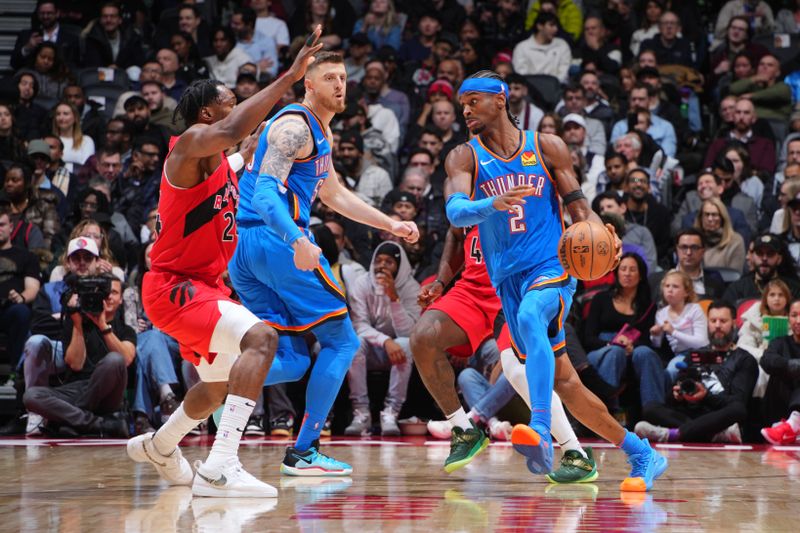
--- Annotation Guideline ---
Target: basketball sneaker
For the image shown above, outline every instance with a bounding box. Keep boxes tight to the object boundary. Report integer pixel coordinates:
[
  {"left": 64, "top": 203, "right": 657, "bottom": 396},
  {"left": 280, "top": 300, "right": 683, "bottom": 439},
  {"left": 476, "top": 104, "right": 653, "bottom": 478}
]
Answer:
[
  {"left": 511, "top": 424, "right": 553, "bottom": 475},
  {"left": 634, "top": 421, "right": 670, "bottom": 443},
  {"left": 444, "top": 420, "right": 489, "bottom": 473},
  {"left": 619, "top": 438, "right": 669, "bottom": 492},
  {"left": 127, "top": 432, "right": 194, "bottom": 486},
  {"left": 191, "top": 497, "right": 277, "bottom": 533},
  {"left": 761, "top": 420, "right": 799, "bottom": 445},
  {"left": 244, "top": 415, "right": 266, "bottom": 437},
  {"left": 280, "top": 440, "right": 353, "bottom": 476},
  {"left": 427, "top": 420, "right": 452, "bottom": 439},
  {"left": 488, "top": 418, "right": 512, "bottom": 441},
  {"left": 270, "top": 415, "right": 294, "bottom": 437},
  {"left": 26, "top": 413, "right": 44, "bottom": 436},
  {"left": 193, "top": 457, "right": 278, "bottom": 497},
  {"left": 380, "top": 408, "right": 401, "bottom": 436},
  {"left": 344, "top": 409, "right": 371, "bottom": 436},
  {"left": 546, "top": 448, "right": 598, "bottom": 483},
  {"left": 712, "top": 423, "right": 742, "bottom": 444}
]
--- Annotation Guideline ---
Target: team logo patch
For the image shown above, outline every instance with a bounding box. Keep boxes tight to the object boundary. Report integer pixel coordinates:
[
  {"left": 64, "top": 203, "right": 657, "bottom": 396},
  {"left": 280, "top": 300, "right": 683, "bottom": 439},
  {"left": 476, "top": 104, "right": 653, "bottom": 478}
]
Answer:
[{"left": 521, "top": 151, "right": 537, "bottom": 166}]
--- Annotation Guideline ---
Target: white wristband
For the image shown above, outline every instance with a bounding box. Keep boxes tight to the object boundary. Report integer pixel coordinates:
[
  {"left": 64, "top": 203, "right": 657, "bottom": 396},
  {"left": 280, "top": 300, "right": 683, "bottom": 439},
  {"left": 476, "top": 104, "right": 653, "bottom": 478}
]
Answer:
[{"left": 228, "top": 152, "right": 245, "bottom": 172}]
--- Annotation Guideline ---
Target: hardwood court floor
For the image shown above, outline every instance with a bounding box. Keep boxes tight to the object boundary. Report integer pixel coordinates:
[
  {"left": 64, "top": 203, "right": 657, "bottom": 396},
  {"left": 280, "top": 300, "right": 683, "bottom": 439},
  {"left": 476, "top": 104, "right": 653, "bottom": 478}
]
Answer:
[{"left": 1, "top": 436, "right": 799, "bottom": 532}]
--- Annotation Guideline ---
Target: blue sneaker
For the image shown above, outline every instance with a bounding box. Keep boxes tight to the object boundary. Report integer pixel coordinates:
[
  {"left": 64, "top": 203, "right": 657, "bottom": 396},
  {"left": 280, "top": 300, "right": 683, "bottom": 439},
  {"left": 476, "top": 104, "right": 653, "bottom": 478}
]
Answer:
[
  {"left": 620, "top": 438, "right": 668, "bottom": 492},
  {"left": 510, "top": 424, "right": 553, "bottom": 474},
  {"left": 280, "top": 440, "right": 353, "bottom": 477}
]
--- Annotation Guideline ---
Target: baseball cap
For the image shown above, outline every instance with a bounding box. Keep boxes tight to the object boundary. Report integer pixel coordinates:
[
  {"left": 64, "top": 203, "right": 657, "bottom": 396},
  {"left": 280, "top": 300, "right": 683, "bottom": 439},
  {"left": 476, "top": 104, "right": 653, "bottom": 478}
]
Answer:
[
  {"left": 636, "top": 66, "right": 661, "bottom": 80},
  {"left": 492, "top": 51, "right": 513, "bottom": 67},
  {"left": 752, "top": 234, "right": 781, "bottom": 253},
  {"left": 386, "top": 189, "right": 418, "bottom": 207},
  {"left": 428, "top": 79, "right": 454, "bottom": 100},
  {"left": 27, "top": 139, "right": 51, "bottom": 159},
  {"left": 563, "top": 113, "right": 587, "bottom": 129},
  {"left": 67, "top": 237, "right": 100, "bottom": 257},
  {"left": 339, "top": 129, "right": 364, "bottom": 152},
  {"left": 376, "top": 46, "right": 398, "bottom": 64},
  {"left": 124, "top": 94, "right": 148, "bottom": 109}
]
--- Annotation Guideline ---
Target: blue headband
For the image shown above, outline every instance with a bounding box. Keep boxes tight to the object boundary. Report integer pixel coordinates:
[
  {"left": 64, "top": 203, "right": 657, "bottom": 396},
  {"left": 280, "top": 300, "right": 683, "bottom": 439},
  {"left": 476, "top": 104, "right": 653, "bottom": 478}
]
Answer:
[{"left": 458, "top": 78, "right": 509, "bottom": 98}]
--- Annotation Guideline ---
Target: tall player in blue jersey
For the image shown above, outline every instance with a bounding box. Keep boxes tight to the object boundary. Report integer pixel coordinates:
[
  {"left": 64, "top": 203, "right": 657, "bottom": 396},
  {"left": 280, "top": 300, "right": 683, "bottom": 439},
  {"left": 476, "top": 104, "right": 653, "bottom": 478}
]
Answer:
[
  {"left": 445, "top": 71, "right": 668, "bottom": 492},
  {"left": 229, "top": 51, "right": 418, "bottom": 476}
]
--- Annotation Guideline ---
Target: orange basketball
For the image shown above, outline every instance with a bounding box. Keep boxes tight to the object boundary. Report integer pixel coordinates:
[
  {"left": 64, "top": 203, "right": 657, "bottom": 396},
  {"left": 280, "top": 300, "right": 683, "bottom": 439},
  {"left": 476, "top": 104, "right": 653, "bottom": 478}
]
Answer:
[{"left": 558, "top": 221, "right": 616, "bottom": 281}]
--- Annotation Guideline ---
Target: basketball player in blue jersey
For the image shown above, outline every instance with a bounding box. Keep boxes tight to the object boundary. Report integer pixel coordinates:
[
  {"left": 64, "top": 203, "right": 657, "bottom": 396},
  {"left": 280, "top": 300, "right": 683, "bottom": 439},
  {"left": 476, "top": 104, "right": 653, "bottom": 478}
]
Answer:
[
  {"left": 445, "top": 70, "right": 668, "bottom": 492},
  {"left": 229, "top": 51, "right": 418, "bottom": 476}
]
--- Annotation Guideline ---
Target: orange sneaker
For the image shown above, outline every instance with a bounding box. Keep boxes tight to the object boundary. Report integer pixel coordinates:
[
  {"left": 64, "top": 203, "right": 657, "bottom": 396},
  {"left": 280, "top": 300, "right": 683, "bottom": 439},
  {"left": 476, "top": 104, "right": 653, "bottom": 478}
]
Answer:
[{"left": 761, "top": 420, "right": 799, "bottom": 445}]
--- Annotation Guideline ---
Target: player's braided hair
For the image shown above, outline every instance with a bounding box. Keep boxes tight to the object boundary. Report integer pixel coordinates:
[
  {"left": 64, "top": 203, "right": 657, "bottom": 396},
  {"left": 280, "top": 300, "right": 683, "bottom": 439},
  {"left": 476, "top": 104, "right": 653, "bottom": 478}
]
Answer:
[
  {"left": 467, "top": 70, "right": 517, "bottom": 125},
  {"left": 174, "top": 79, "right": 226, "bottom": 126}
]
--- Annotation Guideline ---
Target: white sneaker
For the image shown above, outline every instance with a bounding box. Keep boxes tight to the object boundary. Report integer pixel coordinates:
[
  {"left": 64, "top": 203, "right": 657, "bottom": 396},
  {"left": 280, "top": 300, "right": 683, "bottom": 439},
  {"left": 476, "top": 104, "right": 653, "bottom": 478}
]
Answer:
[
  {"left": 380, "top": 408, "right": 401, "bottom": 436},
  {"left": 192, "top": 497, "right": 277, "bottom": 533},
  {"left": 344, "top": 409, "right": 372, "bottom": 436},
  {"left": 127, "top": 432, "right": 194, "bottom": 486},
  {"left": 711, "top": 423, "right": 742, "bottom": 444},
  {"left": 488, "top": 418, "right": 513, "bottom": 441},
  {"left": 427, "top": 420, "right": 452, "bottom": 439},
  {"left": 192, "top": 457, "right": 278, "bottom": 498},
  {"left": 26, "top": 413, "right": 44, "bottom": 436}
]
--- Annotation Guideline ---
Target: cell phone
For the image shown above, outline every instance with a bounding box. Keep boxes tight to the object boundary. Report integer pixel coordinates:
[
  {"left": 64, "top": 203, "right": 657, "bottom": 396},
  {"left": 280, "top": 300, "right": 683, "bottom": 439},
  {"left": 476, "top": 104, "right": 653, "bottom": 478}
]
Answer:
[{"left": 627, "top": 113, "right": 637, "bottom": 131}]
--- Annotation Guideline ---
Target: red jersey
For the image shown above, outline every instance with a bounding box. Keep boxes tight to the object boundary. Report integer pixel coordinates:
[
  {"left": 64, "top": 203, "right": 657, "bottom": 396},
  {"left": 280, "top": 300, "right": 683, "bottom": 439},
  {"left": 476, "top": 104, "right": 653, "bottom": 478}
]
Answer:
[
  {"left": 461, "top": 226, "right": 493, "bottom": 288},
  {"left": 150, "top": 137, "right": 240, "bottom": 284}
]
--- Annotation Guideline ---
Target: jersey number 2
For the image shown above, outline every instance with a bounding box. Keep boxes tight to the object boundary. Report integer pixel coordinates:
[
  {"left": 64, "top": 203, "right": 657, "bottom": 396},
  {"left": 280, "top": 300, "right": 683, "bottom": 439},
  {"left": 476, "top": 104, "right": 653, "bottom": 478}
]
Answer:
[
  {"left": 508, "top": 205, "right": 527, "bottom": 233},
  {"left": 222, "top": 212, "right": 235, "bottom": 242}
]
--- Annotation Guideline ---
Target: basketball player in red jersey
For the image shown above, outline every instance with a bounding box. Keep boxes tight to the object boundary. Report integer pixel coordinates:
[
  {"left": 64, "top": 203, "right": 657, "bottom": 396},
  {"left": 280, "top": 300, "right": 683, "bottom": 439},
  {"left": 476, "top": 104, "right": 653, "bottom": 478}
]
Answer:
[
  {"left": 412, "top": 227, "right": 598, "bottom": 483},
  {"left": 127, "top": 28, "right": 323, "bottom": 498}
]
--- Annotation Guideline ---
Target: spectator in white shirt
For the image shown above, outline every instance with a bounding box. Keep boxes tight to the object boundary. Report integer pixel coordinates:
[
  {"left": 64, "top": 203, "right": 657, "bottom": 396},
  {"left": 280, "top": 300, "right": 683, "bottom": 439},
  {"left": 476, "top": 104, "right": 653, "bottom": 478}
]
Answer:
[
  {"left": 512, "top": 12, "right": 571, "bottom": 83},
  {"left": 251, "top": 0, "right": 290, "bottom": 51},
  {"left": 205, "top": 27, "right": 254, "bottom": 88}
]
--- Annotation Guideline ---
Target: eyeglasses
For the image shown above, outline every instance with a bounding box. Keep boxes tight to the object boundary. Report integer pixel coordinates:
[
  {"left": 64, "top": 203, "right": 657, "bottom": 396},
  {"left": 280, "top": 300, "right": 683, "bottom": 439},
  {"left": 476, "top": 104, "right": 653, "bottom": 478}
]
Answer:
[
  {"left": 628, "top": 177, "right": 647, "bottom": 184},
  {"left": 677, "top": 244, "right": 703, "bottom": 252},
  {"left": 702, "top": 212, "right": 721, "bottom": 218}
]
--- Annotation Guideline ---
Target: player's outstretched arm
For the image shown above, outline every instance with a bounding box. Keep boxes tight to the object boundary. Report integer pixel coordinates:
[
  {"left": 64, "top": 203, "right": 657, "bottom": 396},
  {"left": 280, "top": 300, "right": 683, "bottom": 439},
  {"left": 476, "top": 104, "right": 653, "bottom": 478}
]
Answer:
[
  {"left": 444, "top": 144, "right": 535, "bottom": 227},
  {"left": 174, "top": 26, "right": 323, "bottom": 161},
  {"left": 539, "top": 132, "right": 622, "bottom": 262},
  {"left": 318, "top": 162, "right": 419, "bottom": 243}
]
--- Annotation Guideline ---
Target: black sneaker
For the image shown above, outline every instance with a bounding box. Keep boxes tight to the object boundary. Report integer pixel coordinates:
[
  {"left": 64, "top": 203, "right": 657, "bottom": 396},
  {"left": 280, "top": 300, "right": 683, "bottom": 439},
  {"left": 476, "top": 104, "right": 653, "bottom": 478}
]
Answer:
[
  {"left": 244, "top": 415, "right": 266, "bottom": 436},
  {"left": 270, "top": 415, "right": 294, "bottom": 437},
  {"left": 0, "top": 414, "right": 27, "bottom": 436},
  {"left": 99, "top": 416, "right": 130, "bottom": 438},
  {"left": 160, "top": 393, "right": 179, "bottom": 425},
  {"left": 133, "top": 413, "right": 156, "bottom": 436}
]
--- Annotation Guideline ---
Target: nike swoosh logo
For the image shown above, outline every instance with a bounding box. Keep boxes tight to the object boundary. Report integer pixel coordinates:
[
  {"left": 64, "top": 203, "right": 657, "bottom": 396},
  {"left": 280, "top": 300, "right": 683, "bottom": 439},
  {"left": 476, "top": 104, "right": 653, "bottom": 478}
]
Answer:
[
  {"left": 197, "top": 471, "right": 227, "bottom": 487},
  {"left": 292, "top": 453, "right": 314, "bottom": 465},
  {"left": 480, "top": 159, "right": 495, "bottom": 166},
  {"left": 317, "top": 137, "right": 325, "bottom": 144}
]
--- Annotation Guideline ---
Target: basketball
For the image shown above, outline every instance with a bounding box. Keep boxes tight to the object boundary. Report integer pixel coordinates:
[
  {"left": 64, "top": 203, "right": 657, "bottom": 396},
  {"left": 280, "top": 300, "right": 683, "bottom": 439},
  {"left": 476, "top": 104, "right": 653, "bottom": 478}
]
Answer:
[{"left": 558, "top": 221, "right": 616, "bottom": 280}]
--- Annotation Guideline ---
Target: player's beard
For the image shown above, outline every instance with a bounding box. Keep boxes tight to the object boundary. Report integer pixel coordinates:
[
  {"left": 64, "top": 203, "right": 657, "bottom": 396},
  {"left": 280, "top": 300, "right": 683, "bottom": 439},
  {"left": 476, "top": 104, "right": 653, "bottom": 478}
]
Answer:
[{"left": 320, "top": 93, "right": 346, "bottom": 114}]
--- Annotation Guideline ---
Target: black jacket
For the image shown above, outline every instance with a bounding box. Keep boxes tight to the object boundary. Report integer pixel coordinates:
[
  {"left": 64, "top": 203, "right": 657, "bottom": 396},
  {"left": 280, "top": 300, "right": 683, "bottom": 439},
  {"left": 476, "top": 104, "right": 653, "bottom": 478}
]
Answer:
[
  {"left": 11, "top": 27, "right": 80, "bottom": 70},
  {"left": 81, "top": 23, "right": 145, "bottom": 69},
  {"left": 724, "top": 273, "right": 800, "bottom": 303}
]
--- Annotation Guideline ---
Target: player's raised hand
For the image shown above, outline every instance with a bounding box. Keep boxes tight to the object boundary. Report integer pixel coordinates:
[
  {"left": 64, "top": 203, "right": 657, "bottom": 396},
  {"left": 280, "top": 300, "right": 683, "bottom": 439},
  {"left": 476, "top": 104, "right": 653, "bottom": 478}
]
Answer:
[
  {"left": 492, "top": 185, "right": 535, "bottom": 211},
  {"left": 605, "top": 223, "right": 623, "bottom": 269},
  {"left": 391, "top": 220, "right": 420, "bottom": 244},
  {"left": 292, "top": 236, "right": 322, "bottom": 271},
  {"left": 288, "top": 25, "right": 324, "bottom": 82},
  {"left": 418, "top": 279, "right": 445, "bottom": 308},
  {"left": 239, "top": 122, "right": 266, "bottom": 163}
]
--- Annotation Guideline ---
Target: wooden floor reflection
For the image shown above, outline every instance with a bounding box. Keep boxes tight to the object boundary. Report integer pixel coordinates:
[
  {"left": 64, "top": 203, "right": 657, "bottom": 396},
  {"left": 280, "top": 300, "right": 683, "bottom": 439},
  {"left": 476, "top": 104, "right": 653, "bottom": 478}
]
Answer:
[{"left": 1, "top": 437, "right": 799, "bottom": 532}]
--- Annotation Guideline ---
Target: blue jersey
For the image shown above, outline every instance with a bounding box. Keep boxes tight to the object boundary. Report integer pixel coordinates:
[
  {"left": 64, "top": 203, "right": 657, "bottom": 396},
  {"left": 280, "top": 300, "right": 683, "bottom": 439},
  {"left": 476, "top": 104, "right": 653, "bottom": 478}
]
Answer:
[
  {"left": 238, "top": 103, "right": 332, "bottom": 229},
  {"left": 468, "top": 130, "right": 566, "bottom": 287}
]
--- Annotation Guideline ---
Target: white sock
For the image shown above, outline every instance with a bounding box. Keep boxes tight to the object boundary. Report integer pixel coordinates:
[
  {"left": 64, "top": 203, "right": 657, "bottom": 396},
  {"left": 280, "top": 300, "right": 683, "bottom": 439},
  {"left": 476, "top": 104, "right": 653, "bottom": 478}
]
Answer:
[
  {"left": 550, "top": 392, "right": 586, "bottom": 459},
  {"left": 788, "top": 411, "right": 800, "bottom": 432},
  {"left": 501, "top": 349, "right": 587, "bottom": 459},
  {"left": 205, "top": 394, "right": 255, "bottom": 467},
  {"left": 447, "top": 407, "right": 472, "bottom": 430},
  {"left": 152, "top": 403, "right": 205, "bottom": 456},
  {"left": 159, "top": 383, "right": 173, "bottom": 401}
]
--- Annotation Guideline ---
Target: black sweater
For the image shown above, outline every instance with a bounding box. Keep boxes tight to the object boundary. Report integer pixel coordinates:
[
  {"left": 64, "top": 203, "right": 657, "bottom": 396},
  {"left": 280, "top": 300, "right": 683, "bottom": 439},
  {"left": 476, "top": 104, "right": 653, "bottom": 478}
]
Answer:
[{"left": 582, "top": 290, "right": 655, "bottom": 351}]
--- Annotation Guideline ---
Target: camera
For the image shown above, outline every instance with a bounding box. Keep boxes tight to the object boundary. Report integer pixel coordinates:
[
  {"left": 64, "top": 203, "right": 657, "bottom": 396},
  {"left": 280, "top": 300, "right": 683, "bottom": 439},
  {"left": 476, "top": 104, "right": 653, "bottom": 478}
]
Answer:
[
  {"left": 61, "top": 274, "right": 112, "bottom": 315},
  {"left": 676, "top": 350, "right": 725, "bottom": 397}
]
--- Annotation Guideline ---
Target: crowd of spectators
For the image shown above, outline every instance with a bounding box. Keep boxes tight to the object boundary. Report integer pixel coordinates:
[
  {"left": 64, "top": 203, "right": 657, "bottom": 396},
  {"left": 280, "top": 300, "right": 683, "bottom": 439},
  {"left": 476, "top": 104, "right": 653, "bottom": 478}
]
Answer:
[{"left": 2, "top": 0, "right": 800, "bottom": 445}]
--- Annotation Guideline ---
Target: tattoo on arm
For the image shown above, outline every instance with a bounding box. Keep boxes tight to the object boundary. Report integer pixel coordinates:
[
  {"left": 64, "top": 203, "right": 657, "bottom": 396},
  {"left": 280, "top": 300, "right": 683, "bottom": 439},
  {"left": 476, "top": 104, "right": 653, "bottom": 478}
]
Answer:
[{"left": 259, "top": 117, "right": 309, "bottom": 182}]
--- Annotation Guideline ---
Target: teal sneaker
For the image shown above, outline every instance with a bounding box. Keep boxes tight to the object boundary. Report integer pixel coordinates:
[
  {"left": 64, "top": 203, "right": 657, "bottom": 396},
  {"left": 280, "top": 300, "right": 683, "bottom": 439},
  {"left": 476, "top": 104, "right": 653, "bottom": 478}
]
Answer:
[
  {"left": 620, "top": 438, "right": 668, "bottom": 492},
  {"left": 280, "top": 440, "right": 353, "bottom": 477},
  {"left": 444, "top": 421, "right": 489, "bottom": 473},
  {"left": 546, "top": 448, "right": 599, "bottom": 483}
]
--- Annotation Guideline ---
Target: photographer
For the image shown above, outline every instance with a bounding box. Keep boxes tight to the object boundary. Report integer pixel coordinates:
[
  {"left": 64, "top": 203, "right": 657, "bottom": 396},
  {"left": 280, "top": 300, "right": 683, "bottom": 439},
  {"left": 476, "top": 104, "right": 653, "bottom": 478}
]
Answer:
[
  {"left": 23, "top": 271, "right": 135, "bottom": 438},
  {"left": 635, "top": 301, "right": 759, "bottom": 443}
]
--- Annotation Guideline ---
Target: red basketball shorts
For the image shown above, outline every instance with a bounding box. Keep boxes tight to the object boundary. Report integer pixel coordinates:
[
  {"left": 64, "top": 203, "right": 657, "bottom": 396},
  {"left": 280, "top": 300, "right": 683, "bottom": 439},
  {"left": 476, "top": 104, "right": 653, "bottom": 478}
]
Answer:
[{"left": 426, "top": 281, "right": 503, "bottom": 357}]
